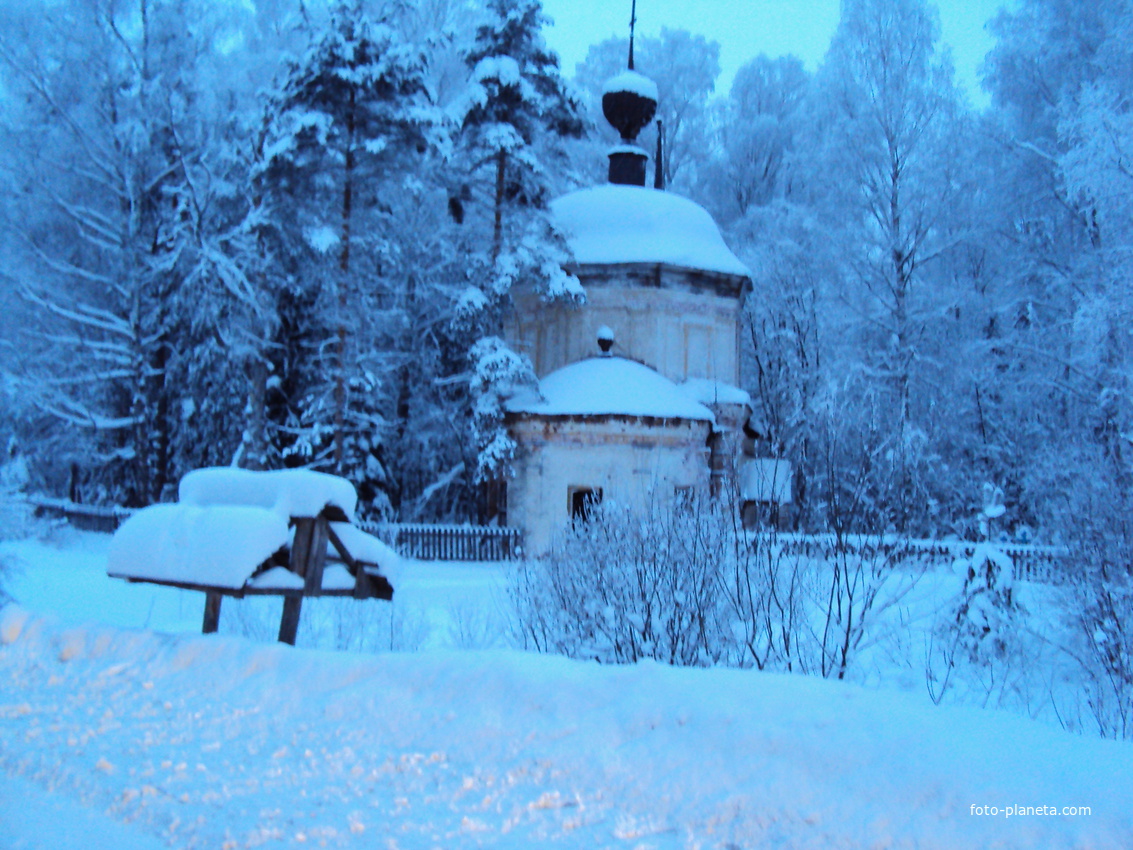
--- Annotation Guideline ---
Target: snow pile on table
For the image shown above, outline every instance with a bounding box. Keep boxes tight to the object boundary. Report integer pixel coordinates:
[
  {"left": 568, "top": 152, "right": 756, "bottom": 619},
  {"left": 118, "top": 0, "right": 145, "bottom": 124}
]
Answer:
[
  {"left": 1, "top": 605, "right": 1130, "bottom": 849},
  {"left": 108, "top": 504, "right": 290, "bottom": 590},
  {"left": 105, "top": 468, "right": 398, "bottom": 595},
  {"left": 179, "top": 467, "right": 357, "bottom": 522},
  {"left": 328, "top": 522, "right": 396, "bottom": 568},
  {"left": 551, "top": 184, "right": 751, "bottom": 276},
  {"left": 245, "top": 564, "right": 304, "bottom": 591},
  {"left": 507, "top": 357, "right": 715, "bottom": 422}
]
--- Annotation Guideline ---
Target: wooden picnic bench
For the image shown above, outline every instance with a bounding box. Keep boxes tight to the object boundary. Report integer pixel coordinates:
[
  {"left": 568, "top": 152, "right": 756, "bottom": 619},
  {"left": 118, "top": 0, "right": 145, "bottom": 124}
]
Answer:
[{"left": 107, "top": 469, "right": 398, "bottom": 645}]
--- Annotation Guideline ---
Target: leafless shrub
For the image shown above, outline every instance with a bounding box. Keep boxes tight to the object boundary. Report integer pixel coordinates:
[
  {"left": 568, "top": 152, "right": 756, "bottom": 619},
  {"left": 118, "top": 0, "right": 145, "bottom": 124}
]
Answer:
[{"left": 512, "top": 495, "right": 735, "bottom": 666}]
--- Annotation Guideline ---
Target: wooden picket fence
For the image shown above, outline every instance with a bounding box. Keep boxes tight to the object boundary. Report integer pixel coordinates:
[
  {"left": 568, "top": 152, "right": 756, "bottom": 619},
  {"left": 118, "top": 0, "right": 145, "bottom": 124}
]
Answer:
[
  {"left": 363, "top": 522, "right": 523, "bottom": 562},
  {"left": 24, "top": 494, "right": 1069, "bottom": 579},
  {"left": 25, "top": 496, "right": 524, "bottom": 562}
]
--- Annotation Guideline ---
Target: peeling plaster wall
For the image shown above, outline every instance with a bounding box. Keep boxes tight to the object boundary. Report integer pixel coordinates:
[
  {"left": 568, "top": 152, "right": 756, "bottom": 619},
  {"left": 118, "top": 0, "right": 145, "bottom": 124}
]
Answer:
[
  {"left": 509, "top": 265, "right": 745, "bottom": 385},
  {"left": 507, "top": 416, "right": 712, "bottom": 555}
]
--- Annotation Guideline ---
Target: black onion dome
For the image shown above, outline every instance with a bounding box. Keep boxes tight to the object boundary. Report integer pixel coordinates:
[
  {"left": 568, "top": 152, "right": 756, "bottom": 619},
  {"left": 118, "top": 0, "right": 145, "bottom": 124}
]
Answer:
[{"left": 601, "top": 70, "right": 658, "bottom": 142}]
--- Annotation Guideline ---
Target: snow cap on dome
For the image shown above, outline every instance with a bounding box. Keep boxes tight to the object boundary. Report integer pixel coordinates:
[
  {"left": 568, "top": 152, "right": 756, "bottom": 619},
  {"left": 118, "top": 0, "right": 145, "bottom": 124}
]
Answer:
[
  {"left": 602, "top": 70, "right": 659, "bottom": 101},
  {"left": 551, "top": 184, "right": 750, "bottom": 278},
  {"left": 506, "top": 357, "right": 715, "bottom": 422}
]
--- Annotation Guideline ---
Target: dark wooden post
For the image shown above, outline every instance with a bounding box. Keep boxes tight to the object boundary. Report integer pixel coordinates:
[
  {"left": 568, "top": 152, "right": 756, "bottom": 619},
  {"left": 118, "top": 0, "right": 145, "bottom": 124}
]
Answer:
[
  {"left": 278, "top": 596, "right": 302, "bottom": 645},
  {"left": 276, "top": 514, "right": 331, "bottom": 645},
  {"left": 202, "top": 591, "right": 222, "bottom": 634},
  {"left": 303, "top": 518, "right": 329, "bottom": 595},
  {"left": 290, "top": 516, "right": 329, "bottom": 593}
]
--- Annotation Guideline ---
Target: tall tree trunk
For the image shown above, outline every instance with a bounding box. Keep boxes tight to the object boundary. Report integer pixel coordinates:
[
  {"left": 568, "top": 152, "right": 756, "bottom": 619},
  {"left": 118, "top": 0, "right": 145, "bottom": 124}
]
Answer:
[
  {"left": 334, "top": 88, "right": 356, "bottom": 474},
  {"left": 393, "top": 270, "right": 418, "bottom": 517},
  {"left": 150, "top": 335, "right": 170, "bottom": 501},
  {"left": 243, "top": 356, "right": 268, "bottom": 470},
  {"left": 492, "top": 149, "right": 506, "bottom": 260},
  {"left": 890, "top": 152, "right": 911, "bottom": 436}
]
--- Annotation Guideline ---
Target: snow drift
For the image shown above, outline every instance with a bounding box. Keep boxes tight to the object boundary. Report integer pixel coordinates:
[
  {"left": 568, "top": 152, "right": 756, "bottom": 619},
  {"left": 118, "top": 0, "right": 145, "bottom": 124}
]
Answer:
[{"left": 1, "top": 604, "right": 1130, "bottom": 849}]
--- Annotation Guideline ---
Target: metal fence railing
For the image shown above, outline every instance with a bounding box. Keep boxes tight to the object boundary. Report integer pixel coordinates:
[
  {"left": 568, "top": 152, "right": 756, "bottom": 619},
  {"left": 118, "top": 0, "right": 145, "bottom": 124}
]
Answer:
[{"left": 765, "top": 532, "right": 1070, "bottom": 585}]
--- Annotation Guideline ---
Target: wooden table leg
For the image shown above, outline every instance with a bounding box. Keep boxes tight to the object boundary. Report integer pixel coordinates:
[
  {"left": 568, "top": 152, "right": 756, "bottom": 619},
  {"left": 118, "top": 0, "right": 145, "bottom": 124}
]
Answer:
[
  {"left": 202, "top": 591, "right": 222, "bottom": 634},
  {"left": 278, "top": 596, "right": 302, "bottom": 645}
]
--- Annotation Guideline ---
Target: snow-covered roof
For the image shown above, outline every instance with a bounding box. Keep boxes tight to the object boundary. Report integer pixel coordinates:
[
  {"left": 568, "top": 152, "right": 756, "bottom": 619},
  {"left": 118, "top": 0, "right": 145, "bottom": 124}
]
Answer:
[
  {"left": 507, "top": 357, "right": 715, "bottom": 422},
  {"left": 179, "top": 468, "right": 357, "bottom": 522},
  {"left": 680, "top": 378, "right": 752, "bottom": 408},
  {"left": 551, "top": 184, "right": 751, "bottom": 278},
  {"left": 108, "top": 504, "right": 290, "bottom": 590},
  {"left": 742, "top": 459, "right": 793, "bottom": 503}
]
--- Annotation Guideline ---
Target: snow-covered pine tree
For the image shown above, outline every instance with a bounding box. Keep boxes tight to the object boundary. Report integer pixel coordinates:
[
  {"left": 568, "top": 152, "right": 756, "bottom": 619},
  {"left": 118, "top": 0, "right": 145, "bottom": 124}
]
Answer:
[
  {"left": 254, "top": 0, "right": 439, "bottom": 516},
  {"left": 454, "top": 0, "right": 586, "bottom": 496}
]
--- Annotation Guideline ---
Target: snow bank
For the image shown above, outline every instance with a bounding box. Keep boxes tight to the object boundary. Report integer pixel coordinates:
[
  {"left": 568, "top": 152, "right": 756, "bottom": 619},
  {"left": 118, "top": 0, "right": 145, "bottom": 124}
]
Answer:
[
  {"left": 507, "top": 357, "right": 715, "bottom": 422},
  {"left": 0, "top": 770, "right": 168, "bottom": 850},
  {"left": 107, "top": 504, "right": 289, "bottom": 590},
  {"left": 551, "top": 184, "right": 751, "bottom": 277},
  {"left": 179, "top": 467, "right": 357, "bottom": 521},
  {"left": 1, "top": 611, "right": 1131, "bottom": 849}
]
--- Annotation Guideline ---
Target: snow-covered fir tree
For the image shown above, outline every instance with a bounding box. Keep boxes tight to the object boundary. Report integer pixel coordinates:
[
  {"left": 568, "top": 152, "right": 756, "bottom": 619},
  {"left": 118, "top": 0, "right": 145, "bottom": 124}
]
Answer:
[
  {"left": 253, "top": 0, "right": 439, "bottom": 517},
  {"left": 453, "top": 0, "right": 586, "bottom": 490}
]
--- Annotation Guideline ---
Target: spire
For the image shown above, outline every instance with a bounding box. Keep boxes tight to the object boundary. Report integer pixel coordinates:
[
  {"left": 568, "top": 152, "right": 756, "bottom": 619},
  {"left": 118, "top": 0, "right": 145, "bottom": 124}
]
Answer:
[
  {"left": 628, "top": 0, "right": 637, "bottom": 70},
  {"left": 601, "top": 0, "right": 657, "bottom": 186}
]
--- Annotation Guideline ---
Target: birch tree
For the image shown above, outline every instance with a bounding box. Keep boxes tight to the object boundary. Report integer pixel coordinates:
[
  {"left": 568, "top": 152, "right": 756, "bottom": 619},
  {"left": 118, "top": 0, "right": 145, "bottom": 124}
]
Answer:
[
  {"left": 806, "top": 0, "right": 968, "bottom": 529},
  {"left": 0, "top": 0, "right": 255, "bottom": 504}
]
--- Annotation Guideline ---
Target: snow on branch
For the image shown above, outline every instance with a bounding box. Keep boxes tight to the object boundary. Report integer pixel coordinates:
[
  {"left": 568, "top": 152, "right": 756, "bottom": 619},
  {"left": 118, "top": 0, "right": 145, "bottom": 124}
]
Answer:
[{"left": 19, "top": 286, "right": 134, "bottom": 340}]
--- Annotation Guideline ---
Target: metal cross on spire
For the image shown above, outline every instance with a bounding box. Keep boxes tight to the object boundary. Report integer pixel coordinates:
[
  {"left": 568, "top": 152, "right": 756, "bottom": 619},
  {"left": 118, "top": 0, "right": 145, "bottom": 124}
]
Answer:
[{"left": 628, "top": 0, "right": 637, "bottom": 70}]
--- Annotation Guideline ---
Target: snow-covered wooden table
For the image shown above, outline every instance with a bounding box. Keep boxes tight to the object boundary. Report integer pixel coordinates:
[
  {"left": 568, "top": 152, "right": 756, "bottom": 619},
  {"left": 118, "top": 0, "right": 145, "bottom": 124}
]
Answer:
[{"left": 106, "top": 469, "right": 399, "bottom": 644}]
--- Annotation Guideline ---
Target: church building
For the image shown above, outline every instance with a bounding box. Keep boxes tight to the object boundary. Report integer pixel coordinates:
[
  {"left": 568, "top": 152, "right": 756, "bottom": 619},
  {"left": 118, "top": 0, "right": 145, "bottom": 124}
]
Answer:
[{"left": 501, "top": 55, "right": 787, "bottom": 554}]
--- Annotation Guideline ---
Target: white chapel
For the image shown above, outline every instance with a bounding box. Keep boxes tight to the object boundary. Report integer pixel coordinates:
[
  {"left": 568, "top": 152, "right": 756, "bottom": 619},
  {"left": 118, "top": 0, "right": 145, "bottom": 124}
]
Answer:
[{"left": 499, "top": 58, "right": 788, "bottom": 553}]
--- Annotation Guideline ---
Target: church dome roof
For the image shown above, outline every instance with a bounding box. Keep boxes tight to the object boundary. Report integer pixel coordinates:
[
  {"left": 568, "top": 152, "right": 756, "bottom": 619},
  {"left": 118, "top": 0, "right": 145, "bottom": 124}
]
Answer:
[
  {"left": 506, "top": 357, "right": 715, "bottom": 422},
  {"left": 551, "top": 184, "right": 751, "bottom": 278},
  {"left": 601, "top": 70, "right": 658, "bottom": 142}
]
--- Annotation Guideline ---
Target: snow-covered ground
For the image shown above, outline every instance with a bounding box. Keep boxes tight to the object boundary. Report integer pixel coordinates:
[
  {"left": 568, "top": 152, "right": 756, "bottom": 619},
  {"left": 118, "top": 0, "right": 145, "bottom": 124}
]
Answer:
[{"left": 1, "top": 524, "right": 1131, "bottom": 848}]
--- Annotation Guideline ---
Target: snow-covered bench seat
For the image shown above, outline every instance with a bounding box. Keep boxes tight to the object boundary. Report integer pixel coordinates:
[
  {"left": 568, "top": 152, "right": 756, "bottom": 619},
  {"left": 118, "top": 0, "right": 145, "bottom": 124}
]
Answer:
[{"left": 107, "top": 468, "right": 399, "bottom": 644}]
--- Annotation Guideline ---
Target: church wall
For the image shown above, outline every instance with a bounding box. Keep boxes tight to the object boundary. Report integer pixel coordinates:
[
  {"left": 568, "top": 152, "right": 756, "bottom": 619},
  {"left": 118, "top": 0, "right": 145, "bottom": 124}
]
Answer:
[
  {"left": 509, "top": 270, "right": 743, "bottom": 387},
  {"left": 507, "top": 415, "right": 712, "bottom": 555}
]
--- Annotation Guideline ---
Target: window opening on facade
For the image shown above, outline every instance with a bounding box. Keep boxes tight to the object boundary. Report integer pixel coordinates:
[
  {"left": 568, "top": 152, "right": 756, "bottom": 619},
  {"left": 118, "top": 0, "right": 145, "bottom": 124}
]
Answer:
[{"left": 569, "top": 486, "right": 603, "bottom": 521}]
